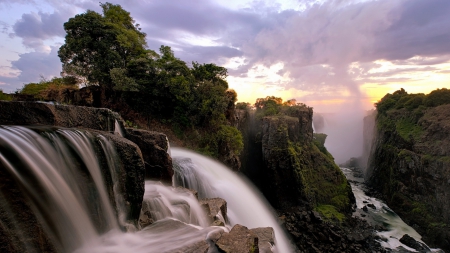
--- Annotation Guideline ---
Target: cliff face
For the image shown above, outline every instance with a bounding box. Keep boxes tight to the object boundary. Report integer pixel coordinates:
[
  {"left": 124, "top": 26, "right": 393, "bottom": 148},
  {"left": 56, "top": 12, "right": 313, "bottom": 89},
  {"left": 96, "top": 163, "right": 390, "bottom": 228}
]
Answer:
[
  {"left": 367, "top": 104, "right": 450, "bottom": 251},
  {"left": 239, "top": 107, "right": 354, "bottom": 216}
]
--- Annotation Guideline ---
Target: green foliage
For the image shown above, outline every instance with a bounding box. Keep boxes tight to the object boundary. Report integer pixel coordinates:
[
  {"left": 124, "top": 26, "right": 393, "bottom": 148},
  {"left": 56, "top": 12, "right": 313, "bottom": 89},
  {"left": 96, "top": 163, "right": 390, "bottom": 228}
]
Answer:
[
  {"left": 376, "top": 88, "right": 450, "bottom": 115},
  {"left": 395, "top": 119, "right": 423, "bottom": 141},
  {"left": 236, "top": 102, "right": 251, "bottom": 110},
  {"left": 424, "top": 88, "right": 450, "bottom": 107},
  {"left": 315, "top": 205, "right": 345, "bottom": 222},
  {"left": 313, "top": 133, "right": 329, "bottom": 155},
  {"left": 20, "top": 76, "right": 79, "bottom": 100},
  {"left": 0, "top": 90, "right": 12, "bottom": 101},
  {"left": 55, "top": 2, "right": 241, "bottom": 162},
  {"left": 58, "top": 2, "right": 147, "bottom": 87}
]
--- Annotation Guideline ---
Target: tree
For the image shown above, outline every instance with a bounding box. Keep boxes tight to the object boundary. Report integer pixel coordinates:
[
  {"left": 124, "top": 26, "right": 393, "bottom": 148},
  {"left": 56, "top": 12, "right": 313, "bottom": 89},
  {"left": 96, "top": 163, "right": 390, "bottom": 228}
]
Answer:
[{"left": 58, "top": 2, "right": 147, "bottom": 89}]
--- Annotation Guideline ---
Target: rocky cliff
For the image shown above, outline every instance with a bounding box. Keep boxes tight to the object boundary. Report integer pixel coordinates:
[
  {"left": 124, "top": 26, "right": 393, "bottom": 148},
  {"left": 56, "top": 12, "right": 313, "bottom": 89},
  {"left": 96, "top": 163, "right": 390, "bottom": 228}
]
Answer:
[
  {"left": 239, "top": 106, "right": 354, "bottom": 217},
  {"left": 366, "top": 88, "right": 450, "bottom": 251}
]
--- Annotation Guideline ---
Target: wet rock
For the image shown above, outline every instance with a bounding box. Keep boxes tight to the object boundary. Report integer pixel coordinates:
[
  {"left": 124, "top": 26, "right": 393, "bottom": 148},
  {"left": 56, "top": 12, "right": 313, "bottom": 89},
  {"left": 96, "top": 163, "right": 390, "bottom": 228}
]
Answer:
[
  {"left": 199, "top": 198, "right": 228, "bottom": 224},
  {"left": 125, "top": 128, "right": 173, "bottom": 183},
  {"left": 250, "top": 227, "right": 275, "bottom": 253},
  {"left": 98, "top": 132, "right": 146, "bottom": 222},
  {"left": 216, "top": 224, "right": 259, "bottom": 253},
  {"left": 363, "top": 206, "right": 369, "bottom": 212},
  {"left": 367, "top": 203, "right": 376, "bottom": 209},
  {"left": 399, "top": 234, "right": 430, "bottom": 252}
]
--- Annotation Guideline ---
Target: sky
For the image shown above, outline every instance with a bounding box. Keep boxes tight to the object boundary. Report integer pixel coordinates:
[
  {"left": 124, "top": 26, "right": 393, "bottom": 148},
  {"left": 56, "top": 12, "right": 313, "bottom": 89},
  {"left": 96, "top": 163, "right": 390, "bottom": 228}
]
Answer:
[{"left": 0, "top": 0, "right": 449, "bottom": 161}]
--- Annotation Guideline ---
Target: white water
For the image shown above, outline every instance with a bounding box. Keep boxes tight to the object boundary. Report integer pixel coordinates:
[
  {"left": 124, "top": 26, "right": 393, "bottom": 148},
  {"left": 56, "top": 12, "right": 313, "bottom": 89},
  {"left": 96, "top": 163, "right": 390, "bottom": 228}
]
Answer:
[
  {"left": 0, "top": 126, "right": 119, "bottom": 252},
  {"left": 0, "top": 126, "right": 252, "bottom": 253},
  {"left": 172, "top": 147, "right": 293, "bottom": 253},
  {"left": 342, "top": 167, "right": 442, "bottom": 252}
]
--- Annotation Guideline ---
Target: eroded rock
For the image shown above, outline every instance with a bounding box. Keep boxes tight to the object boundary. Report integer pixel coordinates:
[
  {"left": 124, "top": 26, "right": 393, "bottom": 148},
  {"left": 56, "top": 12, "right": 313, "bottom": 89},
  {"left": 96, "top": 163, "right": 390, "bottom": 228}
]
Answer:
[
  {"left": 199, "top": 198, "right": 228, "bottom": 225},
  {"left": 216, "top": 224, "right": 259, "bottom": 253},
  {"left": 125, "top": 128, "right": 173, "bottom": 183}
]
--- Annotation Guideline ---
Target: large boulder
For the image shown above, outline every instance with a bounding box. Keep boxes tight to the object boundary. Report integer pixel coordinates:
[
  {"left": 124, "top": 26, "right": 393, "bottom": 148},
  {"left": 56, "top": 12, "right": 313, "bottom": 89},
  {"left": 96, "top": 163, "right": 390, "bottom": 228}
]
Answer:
[{"left": 125, "top": 128, "right": 173, "bottom": 183}]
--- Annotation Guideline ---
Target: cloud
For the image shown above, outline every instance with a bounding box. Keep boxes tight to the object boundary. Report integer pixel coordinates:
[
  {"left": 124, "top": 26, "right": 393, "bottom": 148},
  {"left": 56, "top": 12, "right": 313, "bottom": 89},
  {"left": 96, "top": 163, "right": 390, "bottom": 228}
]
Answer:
[
  {"left": 11, "top": 8, "right": 74, "bottom": 51},
  {"left": 0, "top": 45, "right": 61, "bottom": 92}
]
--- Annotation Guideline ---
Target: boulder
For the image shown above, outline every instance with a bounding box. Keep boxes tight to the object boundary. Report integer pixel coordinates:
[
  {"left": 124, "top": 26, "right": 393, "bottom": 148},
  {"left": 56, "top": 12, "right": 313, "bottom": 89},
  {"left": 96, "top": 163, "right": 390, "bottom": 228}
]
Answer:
[
  {"left": 216, "top": 224, "right": 259, "bottom": 253},
  {"left": 399, "top": 234, "right": 430, "bottom": 252},
  {"left": 199, "top": 198, "right": 228, "bottom": 224},
  {"left": 250, "top": 227, "right": 275, "bottom": 253},
  {"left": 125, "top": 128, "right": 173, "bottom": 183}
]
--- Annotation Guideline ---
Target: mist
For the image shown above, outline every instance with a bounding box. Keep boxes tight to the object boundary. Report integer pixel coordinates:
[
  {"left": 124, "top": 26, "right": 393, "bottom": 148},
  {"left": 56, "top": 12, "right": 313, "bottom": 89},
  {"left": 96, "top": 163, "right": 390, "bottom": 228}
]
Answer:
[{"left": 314, "top": 101, "right": 365, "bottom": 165}]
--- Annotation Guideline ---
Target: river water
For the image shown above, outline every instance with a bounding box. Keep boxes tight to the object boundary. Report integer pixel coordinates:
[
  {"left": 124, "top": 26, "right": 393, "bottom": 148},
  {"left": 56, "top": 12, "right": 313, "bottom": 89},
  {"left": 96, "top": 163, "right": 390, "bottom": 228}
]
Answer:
[{"left": 341, "top": 167, "right": 443, "bottom": 253}]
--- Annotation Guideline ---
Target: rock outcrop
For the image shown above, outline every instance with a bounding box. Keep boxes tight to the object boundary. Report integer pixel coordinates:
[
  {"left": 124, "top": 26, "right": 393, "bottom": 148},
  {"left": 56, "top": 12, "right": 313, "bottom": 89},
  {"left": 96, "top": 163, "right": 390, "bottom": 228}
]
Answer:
[
  {"left": 125, "top": 128, "right": 173, "bottom": 183},
  {"left": 238, "top": 106, "right": 358, "bottom": 252},
  {"left": 367, "top": 92, "right": 450, "bottom": 251},
  {"left": 0, "top": 101, "right": 123, "bottom": 132},
  {"left": 253, "top": 114, "right": 353, "bottom": 213}
]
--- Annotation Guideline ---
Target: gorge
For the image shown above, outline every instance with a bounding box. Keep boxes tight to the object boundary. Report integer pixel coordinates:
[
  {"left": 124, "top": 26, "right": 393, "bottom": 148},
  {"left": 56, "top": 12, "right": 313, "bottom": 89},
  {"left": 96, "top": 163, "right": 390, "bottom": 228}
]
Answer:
[{"left": 0, "top": 95, "right": 448, "bottom": 253}]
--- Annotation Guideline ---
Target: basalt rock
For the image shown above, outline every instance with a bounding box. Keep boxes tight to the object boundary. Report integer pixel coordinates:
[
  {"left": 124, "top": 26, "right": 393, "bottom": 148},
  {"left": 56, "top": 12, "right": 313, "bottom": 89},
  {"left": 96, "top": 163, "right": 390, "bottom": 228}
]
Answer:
[
  {"left": 399, "top": 234, "right": 430, "bottom": 252},
  {"left": 0, "top": 101, "right": 124, "bottom": 132},
  {"left": 279, "top": 206, "right": 385, "bottom": 253},
  {"left": 367, "top": 104, "right": 450, "bottom": 251},
  {"left": 125, "top": 128, "right": 173, "bottom": 184}
]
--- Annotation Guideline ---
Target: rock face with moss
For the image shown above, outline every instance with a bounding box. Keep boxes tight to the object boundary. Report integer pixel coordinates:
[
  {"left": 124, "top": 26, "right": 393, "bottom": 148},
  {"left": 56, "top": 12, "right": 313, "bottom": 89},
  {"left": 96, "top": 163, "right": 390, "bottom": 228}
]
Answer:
[
  {"left": 260, "top": 114, "right": 354, "bottom": 215},
  {"left": 366, "top": 88, "right": 450, "bottom": 251},
  {"left": 239, "top": 105, "right": 354, "bottom": 217}
]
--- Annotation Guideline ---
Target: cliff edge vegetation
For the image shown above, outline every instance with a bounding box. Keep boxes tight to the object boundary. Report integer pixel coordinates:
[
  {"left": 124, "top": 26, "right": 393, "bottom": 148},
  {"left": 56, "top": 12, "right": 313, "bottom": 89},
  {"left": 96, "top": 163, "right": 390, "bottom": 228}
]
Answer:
[
  {"left": 238, "top": 96, "right": 355, "bottom": 222},
  {"left": 367, "top": 88, "right": 450, "bottom": 251}
]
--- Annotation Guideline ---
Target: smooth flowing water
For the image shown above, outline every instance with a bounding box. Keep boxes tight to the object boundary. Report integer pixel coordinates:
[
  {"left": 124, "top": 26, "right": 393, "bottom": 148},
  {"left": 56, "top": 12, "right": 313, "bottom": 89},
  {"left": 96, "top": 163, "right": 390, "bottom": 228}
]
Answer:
[
  {"left": 172, "top": 147, "right": 293, "bottom": 253},
  {"left": 1, "top": 126, "right": 291, "bottom": 253}
]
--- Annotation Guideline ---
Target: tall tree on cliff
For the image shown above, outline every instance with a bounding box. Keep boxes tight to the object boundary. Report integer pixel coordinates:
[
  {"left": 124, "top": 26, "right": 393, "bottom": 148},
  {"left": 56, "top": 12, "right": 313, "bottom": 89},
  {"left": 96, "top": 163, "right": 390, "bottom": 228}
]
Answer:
[{"left": 58, "top": 2, "right": 147, "bottom": 91}]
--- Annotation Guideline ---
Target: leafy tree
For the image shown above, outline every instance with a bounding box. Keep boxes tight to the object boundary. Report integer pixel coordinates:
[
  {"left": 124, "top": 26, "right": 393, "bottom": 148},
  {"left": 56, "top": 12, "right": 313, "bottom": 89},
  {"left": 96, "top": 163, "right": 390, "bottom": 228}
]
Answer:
[{"left": 58, "top": 2, "right": 147, "bottom": 89}]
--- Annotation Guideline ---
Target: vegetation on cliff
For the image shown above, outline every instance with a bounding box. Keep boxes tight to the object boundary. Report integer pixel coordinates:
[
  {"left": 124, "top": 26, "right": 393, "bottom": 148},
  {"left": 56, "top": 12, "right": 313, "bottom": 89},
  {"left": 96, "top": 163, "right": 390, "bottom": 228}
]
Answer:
[
  {"left": 369, "top": 88, "right": 450, "bottom": 250},
  {"left": 15, "top": 2, "right": 242, "bottom": 167},
  {"left": 240, "top": 96, "right": 354, "bottom": 222}
]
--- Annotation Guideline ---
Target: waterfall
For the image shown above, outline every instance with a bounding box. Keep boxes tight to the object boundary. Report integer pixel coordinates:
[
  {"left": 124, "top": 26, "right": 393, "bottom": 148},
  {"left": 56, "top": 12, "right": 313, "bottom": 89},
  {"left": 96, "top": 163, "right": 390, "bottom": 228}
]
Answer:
[
  {"left": 172, "top": 147, "right": 293, "bottom": 253},
  {"left": 0, "top": 126, "right": 120, "bottom": 252},
  {"left": 0, "top": 126, "right": 293, "bottom": 253}
]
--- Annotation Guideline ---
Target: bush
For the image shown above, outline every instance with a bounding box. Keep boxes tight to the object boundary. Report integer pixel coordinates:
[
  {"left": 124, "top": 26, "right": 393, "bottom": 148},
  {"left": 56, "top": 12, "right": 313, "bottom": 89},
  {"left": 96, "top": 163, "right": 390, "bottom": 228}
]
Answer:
[
  {"left": 424, "top": 88, "right": 450, "bottom": 107},
  {"left": 0, "top": 90, "right": 12, "bottom": 101}
]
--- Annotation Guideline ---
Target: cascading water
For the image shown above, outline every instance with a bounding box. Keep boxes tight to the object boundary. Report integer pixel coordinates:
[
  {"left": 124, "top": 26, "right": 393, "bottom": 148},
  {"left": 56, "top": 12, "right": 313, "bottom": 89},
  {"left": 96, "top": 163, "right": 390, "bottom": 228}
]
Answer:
[
  {"left": 0, "top": 126, "right": 120, "bottom": 252},
  {"left": 0, "top": 125, "right": 293, "bottom": 253},
  {"left": 172, "top": 147, "right": 293, "bottom": 253}
]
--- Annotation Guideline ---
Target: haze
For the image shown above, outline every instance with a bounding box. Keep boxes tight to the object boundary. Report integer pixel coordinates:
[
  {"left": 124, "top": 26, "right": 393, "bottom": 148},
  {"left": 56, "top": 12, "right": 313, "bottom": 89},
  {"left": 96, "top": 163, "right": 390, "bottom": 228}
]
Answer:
[{"left": 1, "top": 0, "right": 449, "bottom": 163}]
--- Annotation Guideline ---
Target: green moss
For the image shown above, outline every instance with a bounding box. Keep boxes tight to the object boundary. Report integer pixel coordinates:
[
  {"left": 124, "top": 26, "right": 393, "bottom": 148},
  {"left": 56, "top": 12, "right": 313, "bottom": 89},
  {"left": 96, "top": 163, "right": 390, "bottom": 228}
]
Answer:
[{"left": 315, "top": 205, "right": 345, "bottom": 222}]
